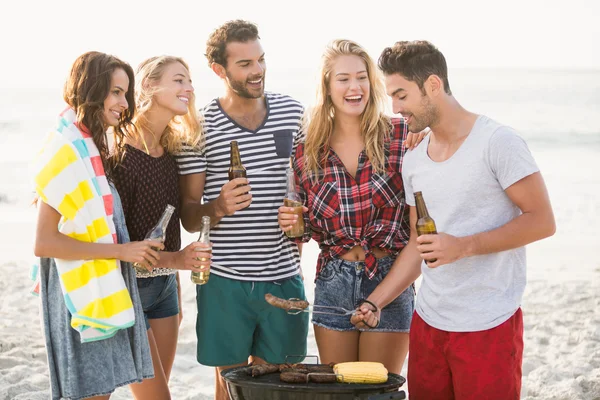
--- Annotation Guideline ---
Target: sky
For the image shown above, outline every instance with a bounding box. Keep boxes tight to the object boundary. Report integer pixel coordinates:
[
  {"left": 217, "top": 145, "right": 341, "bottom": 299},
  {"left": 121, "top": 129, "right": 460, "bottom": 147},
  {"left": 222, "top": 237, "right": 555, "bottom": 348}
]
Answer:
[{"left": 1, "top": 0, "right": 598, "bottom": 92}]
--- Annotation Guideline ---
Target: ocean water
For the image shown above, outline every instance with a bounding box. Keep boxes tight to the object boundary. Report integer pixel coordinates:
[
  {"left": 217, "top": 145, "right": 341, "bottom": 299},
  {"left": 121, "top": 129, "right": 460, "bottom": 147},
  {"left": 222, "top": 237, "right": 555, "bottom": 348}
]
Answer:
[{"left": 1, "top": 69, "right": 599, "bottom": 165}]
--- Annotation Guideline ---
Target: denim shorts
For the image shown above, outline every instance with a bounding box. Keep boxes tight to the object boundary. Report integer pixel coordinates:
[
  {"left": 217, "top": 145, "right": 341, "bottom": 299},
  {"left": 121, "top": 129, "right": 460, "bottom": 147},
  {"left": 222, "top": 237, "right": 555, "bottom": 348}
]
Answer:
[
  {"left": 137, "top": 273, "right": 180, "bottom": 330},
  {"left": 313, "top": 256, "right": 415, "bottom": 332}
]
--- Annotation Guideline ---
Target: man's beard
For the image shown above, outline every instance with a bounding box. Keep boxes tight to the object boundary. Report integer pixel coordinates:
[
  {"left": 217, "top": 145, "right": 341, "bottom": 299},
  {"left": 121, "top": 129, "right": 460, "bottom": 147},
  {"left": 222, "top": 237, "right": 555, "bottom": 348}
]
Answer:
[
  {"left": 410, "top": 96, "right": 438, "bottom": 133},
  {"left": 226, "top": 71, "right": 264, "bottom": 99}
]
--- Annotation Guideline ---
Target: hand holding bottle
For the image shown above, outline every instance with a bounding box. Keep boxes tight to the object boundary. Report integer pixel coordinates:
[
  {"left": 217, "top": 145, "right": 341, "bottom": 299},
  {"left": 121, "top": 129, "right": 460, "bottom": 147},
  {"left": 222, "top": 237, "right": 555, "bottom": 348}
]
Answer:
[
  {"left": 191, "top": 216, "right": 212, "bottom": 285},
  {"left": 133, "top": 204, "right": 175, "bottom": 274},
  {"left": 278, "top": 204, "right": 308, "bottom": 233},
  {"left": 416, "top": 232, "right": 467, "bottom": 268},
  {"left": 173, "top": 241, "right": 212, "bottom": 272},
  {"left": 216, "top": 178, "right": 252, "bottom": 216},
  {"left": 118, "top": 240, "right": 164, "bottom": 272}
]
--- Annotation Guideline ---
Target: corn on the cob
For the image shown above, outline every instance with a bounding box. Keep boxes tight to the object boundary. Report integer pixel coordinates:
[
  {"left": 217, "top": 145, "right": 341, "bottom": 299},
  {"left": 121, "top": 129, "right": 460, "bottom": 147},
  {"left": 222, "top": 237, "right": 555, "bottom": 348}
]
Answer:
[{"left": 333, "top": 361, "right": 388, "bottom": 384}]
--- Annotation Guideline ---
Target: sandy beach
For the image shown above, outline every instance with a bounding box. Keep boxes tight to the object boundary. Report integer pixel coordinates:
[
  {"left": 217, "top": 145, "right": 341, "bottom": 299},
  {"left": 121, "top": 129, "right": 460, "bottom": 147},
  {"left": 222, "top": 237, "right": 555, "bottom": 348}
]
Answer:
[{"left": 1, "top": 146, "right": 599, "bottom": 399}]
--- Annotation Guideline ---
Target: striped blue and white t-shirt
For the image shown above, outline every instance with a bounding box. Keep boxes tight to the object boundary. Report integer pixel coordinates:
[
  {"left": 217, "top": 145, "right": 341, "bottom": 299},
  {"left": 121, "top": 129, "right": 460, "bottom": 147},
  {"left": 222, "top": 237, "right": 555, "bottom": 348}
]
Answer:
[{"left": 175, "top": 92, "right": 305, "bottom": 281}]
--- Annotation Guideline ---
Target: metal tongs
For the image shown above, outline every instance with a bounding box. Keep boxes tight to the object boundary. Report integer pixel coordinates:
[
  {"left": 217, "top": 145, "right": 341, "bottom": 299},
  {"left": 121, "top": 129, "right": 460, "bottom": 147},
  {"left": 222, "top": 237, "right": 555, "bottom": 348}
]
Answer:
[{"left": 285, "top": 298, "right": 358, "bottom": 316}]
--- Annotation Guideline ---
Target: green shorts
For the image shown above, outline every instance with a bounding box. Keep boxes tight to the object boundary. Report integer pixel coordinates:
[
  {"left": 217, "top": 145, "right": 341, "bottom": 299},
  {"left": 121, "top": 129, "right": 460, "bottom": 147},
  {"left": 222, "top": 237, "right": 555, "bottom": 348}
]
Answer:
[{"left": 195, "top": 273, "right": 309, "bottom": 366}]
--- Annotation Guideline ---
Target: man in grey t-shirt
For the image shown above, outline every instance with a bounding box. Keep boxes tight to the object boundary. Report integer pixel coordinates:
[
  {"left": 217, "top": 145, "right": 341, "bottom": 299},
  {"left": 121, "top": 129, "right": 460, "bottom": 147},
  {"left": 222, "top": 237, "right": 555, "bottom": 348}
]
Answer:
[{"left": 351, "top": 41, "right": 555, "bottom": 399}]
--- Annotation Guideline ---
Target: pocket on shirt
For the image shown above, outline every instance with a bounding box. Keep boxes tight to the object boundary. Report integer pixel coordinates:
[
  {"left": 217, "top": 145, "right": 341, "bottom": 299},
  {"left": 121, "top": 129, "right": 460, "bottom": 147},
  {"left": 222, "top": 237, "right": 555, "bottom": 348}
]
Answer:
[
  {"left": 371, "top": 171, "right": 404, "bottom": 208},
  {"left": 310, "top": 181, "right": 340, "bottom": 220},
  {"left": 272, "top": 130, "right": 294, "bottom": 158}
]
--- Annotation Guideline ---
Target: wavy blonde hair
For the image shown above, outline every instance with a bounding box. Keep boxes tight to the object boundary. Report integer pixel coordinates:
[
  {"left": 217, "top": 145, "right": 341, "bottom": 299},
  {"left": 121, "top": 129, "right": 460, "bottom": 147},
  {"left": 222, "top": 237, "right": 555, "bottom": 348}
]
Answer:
[
  {"left": 128, "top": 56, "right": 203, "bottom": 155},
  {"left": 303, "top": 39, "right": 391, "bottom": 181}
]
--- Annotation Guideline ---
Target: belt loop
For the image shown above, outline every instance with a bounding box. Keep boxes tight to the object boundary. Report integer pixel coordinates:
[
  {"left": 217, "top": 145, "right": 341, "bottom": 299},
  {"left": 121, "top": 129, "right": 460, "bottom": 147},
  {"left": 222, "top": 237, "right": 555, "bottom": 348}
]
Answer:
[{"left": 251, "top": 282, "right": 255, "bottom": 293}]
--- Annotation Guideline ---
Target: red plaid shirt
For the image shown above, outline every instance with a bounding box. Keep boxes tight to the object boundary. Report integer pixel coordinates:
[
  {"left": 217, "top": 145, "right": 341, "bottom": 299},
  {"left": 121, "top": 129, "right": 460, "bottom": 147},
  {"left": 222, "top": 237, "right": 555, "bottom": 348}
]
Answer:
[{"left": 293, "top": 118, "right": 411, "bottom": 280}]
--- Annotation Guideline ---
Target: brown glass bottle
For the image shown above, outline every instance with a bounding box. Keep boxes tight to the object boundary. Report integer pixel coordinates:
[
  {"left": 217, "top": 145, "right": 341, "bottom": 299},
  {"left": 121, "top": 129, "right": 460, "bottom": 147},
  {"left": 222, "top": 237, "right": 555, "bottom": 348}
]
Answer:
[
  {"left": 414, "top": 191, "right": 437, "bottom": 263},
  {"left": 228, "top": 140, "right": 247, "bottom": 181}
]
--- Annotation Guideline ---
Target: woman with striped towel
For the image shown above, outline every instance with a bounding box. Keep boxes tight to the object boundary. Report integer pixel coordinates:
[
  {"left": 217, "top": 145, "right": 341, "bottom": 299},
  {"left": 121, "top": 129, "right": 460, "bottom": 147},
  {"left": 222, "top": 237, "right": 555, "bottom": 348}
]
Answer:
[
  {"left": 112, "top": 56, "right": 210, "bottom": 398},
  {"left": 33, "top": 52, "right": 163, "bottom": 400}
]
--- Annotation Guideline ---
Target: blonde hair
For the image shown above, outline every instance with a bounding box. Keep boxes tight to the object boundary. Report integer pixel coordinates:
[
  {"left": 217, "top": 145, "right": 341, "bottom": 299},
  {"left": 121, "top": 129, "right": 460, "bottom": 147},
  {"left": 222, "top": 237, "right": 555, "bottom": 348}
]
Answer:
[
  {"left": 303, "top": 39, "right": 391, "bottom": 181},
  {"left": 129, "top": 56, "right": 203, "bottom": 154}
]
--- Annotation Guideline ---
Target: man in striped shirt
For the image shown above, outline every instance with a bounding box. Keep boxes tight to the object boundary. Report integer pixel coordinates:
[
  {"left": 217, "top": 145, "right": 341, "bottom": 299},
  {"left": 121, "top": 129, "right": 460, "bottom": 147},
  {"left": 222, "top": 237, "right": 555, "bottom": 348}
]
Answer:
[{"left": 175, "top": 20, "right": 309, "bottom": 400}]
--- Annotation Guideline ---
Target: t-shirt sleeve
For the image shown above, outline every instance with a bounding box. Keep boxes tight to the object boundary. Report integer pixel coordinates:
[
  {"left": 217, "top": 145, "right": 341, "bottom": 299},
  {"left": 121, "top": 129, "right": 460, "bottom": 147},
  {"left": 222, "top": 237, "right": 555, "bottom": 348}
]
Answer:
[
  {"left": 402, "top": 153, "right": 416, "bottom": 207},
  {"left": 487, "top": 127, "right": 539, "bottom": 190},
  {"left": 174, "top": 144, "right": 207, "bottom": 175}
]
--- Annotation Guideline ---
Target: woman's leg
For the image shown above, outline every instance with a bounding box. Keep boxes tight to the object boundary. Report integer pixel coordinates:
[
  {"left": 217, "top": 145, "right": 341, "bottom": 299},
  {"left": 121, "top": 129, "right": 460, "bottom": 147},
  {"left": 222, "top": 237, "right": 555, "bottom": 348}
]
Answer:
[
  {"left": 87, "top": 396, "right": 110, "bottom": 400},
  {"left": 358, "top": 332, "right": 409, "bottom": 374},
  {"left": 129, "top": 328, "right": 171, "bottom": 400},
  {"left": 147, "top": 316, "right": 179, "bottom": 381},
  {"left": 314, "top": 325, "right": 360, "bottom": 364}
]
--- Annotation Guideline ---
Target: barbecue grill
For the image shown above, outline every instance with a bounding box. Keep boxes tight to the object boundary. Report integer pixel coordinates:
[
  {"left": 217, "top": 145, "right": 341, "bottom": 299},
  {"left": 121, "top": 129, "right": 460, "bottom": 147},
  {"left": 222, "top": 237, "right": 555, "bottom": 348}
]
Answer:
[{"left": 221, "top": 364, "right": 406, "bottom": 400}]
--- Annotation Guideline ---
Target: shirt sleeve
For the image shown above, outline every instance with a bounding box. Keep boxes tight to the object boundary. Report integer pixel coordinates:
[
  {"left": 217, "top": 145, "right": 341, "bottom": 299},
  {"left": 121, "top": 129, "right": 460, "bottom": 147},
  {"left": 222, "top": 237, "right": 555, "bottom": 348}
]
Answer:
[
  {"left": 487, "top": 126, "right": 539, "bottom": 190},
  {"left": 174, "top": 144, "right": 207, "bottom": 175}
]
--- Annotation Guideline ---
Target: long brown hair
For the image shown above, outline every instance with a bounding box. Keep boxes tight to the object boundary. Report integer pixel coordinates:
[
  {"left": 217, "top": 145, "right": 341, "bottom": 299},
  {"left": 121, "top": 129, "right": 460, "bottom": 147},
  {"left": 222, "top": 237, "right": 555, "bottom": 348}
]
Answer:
[
  {"left": 127, "top": 56, "right": 203, "bottom": 155},
  {"left": 303, "top": 39, "right": 391, "bottom": 181},
  {"left": 63, "top": 51, "right": 135, "bottom": 180}
]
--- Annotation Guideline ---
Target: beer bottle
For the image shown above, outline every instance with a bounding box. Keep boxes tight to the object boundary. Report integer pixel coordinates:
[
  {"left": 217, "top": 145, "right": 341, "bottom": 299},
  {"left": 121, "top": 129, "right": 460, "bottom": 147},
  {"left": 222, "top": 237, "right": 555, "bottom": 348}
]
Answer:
[
  {"left": 283, "top": 168, "right": 305, "bottom": 238},
  {"left": 228, "top": 140, "right": 246, "bottom": 181},
  {"left": 414, "top": 191, "right": 437, "bottom": 263},
  {"left": 191, "top": 216, "right": 211, "bottom": 285},
  {"left": 133, "top": 204, "right": 175, "bottom": 274}
]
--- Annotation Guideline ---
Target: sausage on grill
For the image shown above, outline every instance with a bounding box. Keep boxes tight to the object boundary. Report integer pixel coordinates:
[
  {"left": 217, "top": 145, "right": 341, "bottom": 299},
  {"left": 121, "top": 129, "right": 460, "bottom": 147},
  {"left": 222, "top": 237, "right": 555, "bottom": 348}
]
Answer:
[
  {"left": 264, "top": 293, "right": 309, "bottom": 311},
  {"left": 248, "top": 363, "right": 280, "bottom": 377}
]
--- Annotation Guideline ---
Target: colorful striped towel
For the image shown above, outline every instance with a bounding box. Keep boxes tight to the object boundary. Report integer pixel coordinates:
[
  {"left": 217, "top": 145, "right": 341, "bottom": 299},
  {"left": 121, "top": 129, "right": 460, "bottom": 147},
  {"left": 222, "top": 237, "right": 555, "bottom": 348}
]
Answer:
[{"left": 32, "top": 107, "right": 135, "bottom": 342}]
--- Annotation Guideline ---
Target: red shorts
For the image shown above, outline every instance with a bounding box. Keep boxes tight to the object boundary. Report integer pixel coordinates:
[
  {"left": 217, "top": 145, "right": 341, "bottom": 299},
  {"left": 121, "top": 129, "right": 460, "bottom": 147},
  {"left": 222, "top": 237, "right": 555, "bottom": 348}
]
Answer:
[{"left": 408, "top": 308, "right": 523, "bottom": 400}]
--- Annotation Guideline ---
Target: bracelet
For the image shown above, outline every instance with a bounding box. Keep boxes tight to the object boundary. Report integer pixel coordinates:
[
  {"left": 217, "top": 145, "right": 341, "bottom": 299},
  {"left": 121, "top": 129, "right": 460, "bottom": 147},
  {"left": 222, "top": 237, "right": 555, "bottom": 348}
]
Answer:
[{"left": 355, "top": 298, "right": 379, "bottom": 312}]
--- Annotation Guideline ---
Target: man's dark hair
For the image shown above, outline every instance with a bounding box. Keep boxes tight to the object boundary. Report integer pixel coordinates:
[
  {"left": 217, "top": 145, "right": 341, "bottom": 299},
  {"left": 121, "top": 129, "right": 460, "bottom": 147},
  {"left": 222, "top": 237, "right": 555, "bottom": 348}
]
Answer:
[
  {"left": 378, "top": 40, "right": 452, "bottom": 95},
  {"left": 205, "top": 20, "right": 260, "bottom": 67}
]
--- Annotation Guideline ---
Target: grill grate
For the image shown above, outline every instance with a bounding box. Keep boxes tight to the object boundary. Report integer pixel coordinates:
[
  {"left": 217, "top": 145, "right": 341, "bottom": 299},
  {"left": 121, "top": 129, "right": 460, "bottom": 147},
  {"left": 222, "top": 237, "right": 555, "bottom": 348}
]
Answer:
[{"left": 222, "top": 364, "right": 405, "bottom": 393}]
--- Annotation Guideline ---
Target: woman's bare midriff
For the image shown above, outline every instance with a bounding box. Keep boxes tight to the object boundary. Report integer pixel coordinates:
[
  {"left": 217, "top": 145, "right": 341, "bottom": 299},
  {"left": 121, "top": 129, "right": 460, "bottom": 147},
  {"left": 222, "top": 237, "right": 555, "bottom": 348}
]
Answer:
[{"left": 339, "top": 246, "right": 389, "bottom": 261}]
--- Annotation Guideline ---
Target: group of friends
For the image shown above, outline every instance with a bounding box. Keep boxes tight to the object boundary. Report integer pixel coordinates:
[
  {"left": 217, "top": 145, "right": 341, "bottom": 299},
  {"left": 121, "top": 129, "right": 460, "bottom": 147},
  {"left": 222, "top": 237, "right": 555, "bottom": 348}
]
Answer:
[{"left": 33, "top": 19, "right": 556, "bottom": 400}]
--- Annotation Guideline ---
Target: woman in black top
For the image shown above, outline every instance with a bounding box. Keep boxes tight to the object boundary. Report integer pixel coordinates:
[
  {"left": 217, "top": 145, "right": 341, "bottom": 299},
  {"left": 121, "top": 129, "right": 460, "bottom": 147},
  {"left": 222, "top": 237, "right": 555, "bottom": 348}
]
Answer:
[{"left": 112, "top": 55, "right": 209, "bottom": 399}]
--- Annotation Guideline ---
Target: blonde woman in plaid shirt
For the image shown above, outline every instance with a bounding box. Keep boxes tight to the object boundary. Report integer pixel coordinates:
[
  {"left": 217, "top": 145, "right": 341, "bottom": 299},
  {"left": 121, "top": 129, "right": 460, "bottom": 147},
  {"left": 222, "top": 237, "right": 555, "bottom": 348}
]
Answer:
[{"left": 279, "top": 39, "right": 426, "bottom": 375}]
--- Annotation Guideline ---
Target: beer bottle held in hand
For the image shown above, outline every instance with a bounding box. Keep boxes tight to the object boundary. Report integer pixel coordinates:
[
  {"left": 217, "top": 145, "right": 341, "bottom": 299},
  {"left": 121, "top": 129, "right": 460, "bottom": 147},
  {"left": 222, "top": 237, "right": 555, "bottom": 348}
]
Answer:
[
  {"left": 228, "top": 140, "right": 246, "bottom": 181},
  {"left": 414, "top": 191, "right": 437, "bottom": 263},
  {"left": 191, "top": 216, "right": 211, "bottom": 285},
  {"left": 133, "top": 204, "right": 175, "bottom": 274},
  {"left": 283, "top": 168, "right": 305, "bottom": 238}
]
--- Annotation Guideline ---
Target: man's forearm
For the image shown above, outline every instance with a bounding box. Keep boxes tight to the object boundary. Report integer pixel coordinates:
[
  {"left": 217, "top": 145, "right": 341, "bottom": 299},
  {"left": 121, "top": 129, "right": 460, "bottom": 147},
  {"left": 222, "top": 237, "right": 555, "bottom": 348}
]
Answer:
[
  {"left": 460, "top": 210, "right": 555, "bottom": 258},
  {"left": 180, "top": 200, "right": 224, "bottom": 233},
  {"left": 367, "top": 237, "right": 422, "bottom": 310}
]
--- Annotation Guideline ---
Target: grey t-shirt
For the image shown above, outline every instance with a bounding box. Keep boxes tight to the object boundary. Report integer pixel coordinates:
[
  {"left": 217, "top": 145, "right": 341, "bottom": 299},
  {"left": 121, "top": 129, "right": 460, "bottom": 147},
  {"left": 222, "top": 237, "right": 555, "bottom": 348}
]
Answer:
[{"left": 402, "top": 115, "right": 539, "bottom": 332}]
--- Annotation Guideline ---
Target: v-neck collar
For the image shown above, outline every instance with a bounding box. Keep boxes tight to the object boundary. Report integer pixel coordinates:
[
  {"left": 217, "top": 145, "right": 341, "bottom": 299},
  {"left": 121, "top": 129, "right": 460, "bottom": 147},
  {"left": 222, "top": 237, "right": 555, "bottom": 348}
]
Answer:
[
  {"left": 215, "top": 94, "right": 270, "bottom": 134},
  {"left": 328, "top": 147, "right": 369, "bottom": 183}
]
